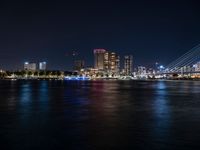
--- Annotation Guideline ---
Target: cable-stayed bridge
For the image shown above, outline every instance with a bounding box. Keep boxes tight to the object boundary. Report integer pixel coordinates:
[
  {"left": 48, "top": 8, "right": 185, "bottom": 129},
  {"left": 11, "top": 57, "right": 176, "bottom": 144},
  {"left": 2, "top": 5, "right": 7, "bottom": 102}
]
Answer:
[{"left": 162, "top": 44, "right": 200, "bottom": 75}]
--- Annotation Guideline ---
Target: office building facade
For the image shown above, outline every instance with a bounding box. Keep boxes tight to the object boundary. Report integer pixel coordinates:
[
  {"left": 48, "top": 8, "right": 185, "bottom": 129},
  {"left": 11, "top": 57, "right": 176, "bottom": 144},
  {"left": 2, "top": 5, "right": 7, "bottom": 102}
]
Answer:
[
  {"left": 94, "top": 49, "right": 120, "bottom": 73},
  {"left": 24, "top": 62, "right": 37, "bottom": 71},
  {"left": 124, "top": 55, "right": 133, "bottom": 75},
  {"left": 107, "top": 52, "right": 120, "bottom": 73},
  {"left": 94, "top": 49, "right": 106, "bottom": 70},
  {"left": 39, "top": 62, "right": 47, "bottom": 70}
]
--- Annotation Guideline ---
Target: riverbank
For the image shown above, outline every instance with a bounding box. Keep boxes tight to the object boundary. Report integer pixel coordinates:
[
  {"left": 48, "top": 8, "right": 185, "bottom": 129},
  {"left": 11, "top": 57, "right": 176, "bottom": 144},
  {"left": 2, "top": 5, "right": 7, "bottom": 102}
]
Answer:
[{"left": 1, "top": 76, "right": 200, "bottom": 81}]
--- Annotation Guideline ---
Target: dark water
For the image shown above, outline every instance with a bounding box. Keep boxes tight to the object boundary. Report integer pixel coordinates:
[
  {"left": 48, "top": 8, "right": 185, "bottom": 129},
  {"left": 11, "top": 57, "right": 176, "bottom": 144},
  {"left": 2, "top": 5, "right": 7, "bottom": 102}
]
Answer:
[{"left": 1, "top": 80, "right": 200, "bottom": 150}]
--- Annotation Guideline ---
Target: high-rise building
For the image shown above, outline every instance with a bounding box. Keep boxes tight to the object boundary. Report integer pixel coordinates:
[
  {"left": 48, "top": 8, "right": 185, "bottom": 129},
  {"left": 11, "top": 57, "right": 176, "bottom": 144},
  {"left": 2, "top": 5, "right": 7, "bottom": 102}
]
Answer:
[
  {"left": 94, "top": 49, "right": 106, "bottom": 70},
  {"left": 124, "top": 55, "right": 133, "bottom": 75},
  {"left": 74, "top": 60, "right": 84, "bottom": 71},
  {"left": 116, "top": 55, "right": 120, "bottom": 73},
  {"left": 39, "top": 62, "right": 47, "bottom": 70},
  {"left": 94, "top": 49, "right": 120, "bottom": 73},
  {"left": 24, "top": 62, "right": 37, "bottom": 71},
  {"left": 104, "top": 51, "right": 109, "bottom": 71},
  {"left": 109, "top": 52, "right": 120, "bottom": 73}
]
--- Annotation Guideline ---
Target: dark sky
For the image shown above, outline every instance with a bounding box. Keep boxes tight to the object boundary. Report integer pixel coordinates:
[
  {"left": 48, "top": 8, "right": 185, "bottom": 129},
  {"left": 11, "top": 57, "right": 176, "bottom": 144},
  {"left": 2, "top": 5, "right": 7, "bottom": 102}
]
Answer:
[{"left": 0, "top": 0, "right": 200, "bottom": 70}]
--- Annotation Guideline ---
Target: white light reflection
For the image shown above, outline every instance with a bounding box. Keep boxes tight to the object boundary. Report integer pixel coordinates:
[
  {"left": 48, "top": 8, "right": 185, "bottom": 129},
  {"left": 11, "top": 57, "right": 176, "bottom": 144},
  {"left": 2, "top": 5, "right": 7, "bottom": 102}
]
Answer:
[{"left": 151, "top": 81, "right": 171, "bottom": 141}]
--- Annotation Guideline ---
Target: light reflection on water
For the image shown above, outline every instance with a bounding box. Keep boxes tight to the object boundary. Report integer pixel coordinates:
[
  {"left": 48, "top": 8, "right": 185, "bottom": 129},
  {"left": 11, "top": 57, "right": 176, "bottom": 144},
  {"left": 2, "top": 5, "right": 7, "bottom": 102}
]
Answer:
[
  {"left": 153, "top": 81, "right": 170, "bottom": 119},
  {"left": 19, "top": 83, "right": 32, "bottom": 106},
  {"left": 1, "top": 80, "right": 200, "bottom": 150},
  {"left": 38, "top": 81, "right": 49, "bottom": 111},
  {"left": 151, "top": 81, "right": 171, "bottom": 148}
]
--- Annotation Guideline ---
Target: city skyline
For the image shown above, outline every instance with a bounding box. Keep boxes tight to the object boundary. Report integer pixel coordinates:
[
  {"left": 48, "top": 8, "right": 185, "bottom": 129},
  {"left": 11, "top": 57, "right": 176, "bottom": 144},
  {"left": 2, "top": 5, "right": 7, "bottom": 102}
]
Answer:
[
  {"left": 0, "top": 0, "right": 200, "bottom": 70},
  {"left": 0, "top": 45, "right": 199, "bottom": 71},
  {"left": 1, "top": 1, "right": 200, "bottom": 150}
]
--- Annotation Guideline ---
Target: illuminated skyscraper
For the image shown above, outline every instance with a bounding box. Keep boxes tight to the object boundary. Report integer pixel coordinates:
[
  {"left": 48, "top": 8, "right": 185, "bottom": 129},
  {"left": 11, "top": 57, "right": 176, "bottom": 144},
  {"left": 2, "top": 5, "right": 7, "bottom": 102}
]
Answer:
[
  {"left": 39, "top": 62, "right": 47, "bottom": 70},
  {"left": 116, "top": 55, "right": 120, "bottom": 73},
  {"left": 103, "top": 51, "right": 109, "bottom": 71},
  {"left": 124, "top": 55, "right": 133, "bottom": 75},
  {"left": 94, "top": 49, "right": 120, "bottom": 73},
  {"left": 94, "top": 49, "right": 106, "bottom": 70},
  {"left": 109, "top": 52, "right": 120, "bottom": 73},
  {"left": 24, "top": 62, "right": 37, "bottom": 71}
]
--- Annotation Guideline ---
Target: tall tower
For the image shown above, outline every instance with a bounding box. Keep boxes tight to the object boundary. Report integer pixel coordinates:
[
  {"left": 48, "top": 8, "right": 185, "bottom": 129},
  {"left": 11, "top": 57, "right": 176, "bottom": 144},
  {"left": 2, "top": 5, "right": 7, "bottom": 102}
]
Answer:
[
  {"left": 109, "top": 52, "right": 120, "bottom": 73},
  {"left": 116, "top": 55, "right": 120, "bottom": 73},
  {"left": 104, "top": 51, "right": 109, "bottom": 71},
  {"left": 39, "top": 62, "right": 47, "bottom": 70},
  {"left": 124, "top": 55, "right": 133, "bottom": 75},
  {"left": 94, "top": 49, "right": 106, "bottom": 70}
]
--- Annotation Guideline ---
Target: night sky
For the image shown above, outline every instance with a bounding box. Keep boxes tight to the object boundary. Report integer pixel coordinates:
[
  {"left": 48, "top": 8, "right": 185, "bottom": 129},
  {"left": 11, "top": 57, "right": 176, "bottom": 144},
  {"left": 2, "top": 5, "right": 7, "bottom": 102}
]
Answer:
[{"left": 0, "top": 0, "right": 200, "bottom": 70}]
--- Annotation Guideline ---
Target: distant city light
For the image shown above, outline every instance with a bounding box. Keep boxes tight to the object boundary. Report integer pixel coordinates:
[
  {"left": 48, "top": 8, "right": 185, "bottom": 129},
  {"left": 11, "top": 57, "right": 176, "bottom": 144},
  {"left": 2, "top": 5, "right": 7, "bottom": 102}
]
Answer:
[
  {"left": 39, "top": 62, "right": 47, "bottom": 70},
  {"left": 159, "top": 65, "right": 164, "bottom": 69},
  {"left": 24, "top": 62, "right": 29, "bottom": 65},
  {"left": 64, "top": 76, "right": 90, "bottom": 80}
]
